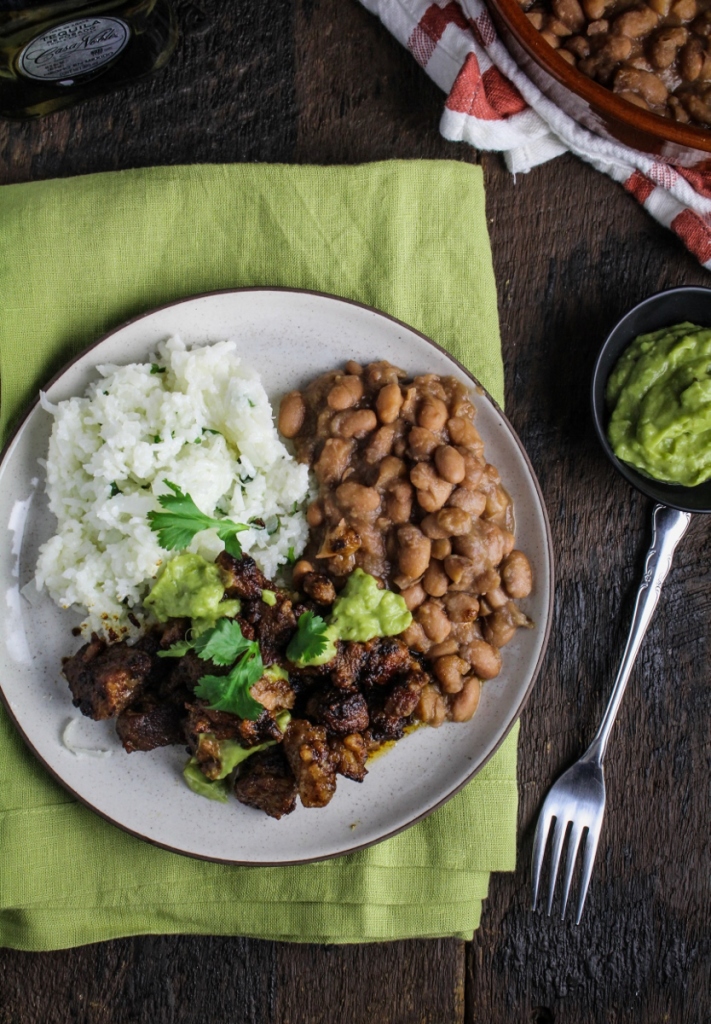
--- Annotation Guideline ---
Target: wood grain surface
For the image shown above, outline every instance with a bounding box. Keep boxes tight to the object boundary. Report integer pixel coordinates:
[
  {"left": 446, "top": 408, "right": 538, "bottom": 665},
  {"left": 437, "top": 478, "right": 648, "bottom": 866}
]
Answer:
[{"left": 0, "top": 1, "right": 709, "bottom": 1022}]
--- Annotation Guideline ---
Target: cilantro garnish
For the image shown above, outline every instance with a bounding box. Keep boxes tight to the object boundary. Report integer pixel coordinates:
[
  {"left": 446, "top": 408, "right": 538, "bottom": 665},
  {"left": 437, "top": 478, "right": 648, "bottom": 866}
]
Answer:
[
  {"left": 286, "top": 546, "right": 296, "bottom": 565},
  {"left": 156, "top": 638, "right": 194, "bottom": 659},
  {"left": 286, "top": 610, "right": 331, "bottom": 665},
  {"left": 109, "top": 482, "right": 120, "bottom": 497},
  {"left": 147, "top": 480, "right": 249, "bottom": 557},
  {"left": 150, "top": 364, "right": 166, "bottom": 374},
  {"left": 159, "top": 618, "right": 264, "bottom": 720},
  {"left": 194, "top": 642, "right": 264, "bottom": 719}
]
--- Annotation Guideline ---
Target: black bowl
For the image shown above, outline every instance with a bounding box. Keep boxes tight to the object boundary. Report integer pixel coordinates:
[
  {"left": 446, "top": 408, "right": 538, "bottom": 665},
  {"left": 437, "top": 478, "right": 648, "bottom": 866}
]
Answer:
[{"left": 591, "top": 286, "right": 711, "bottom": 515}]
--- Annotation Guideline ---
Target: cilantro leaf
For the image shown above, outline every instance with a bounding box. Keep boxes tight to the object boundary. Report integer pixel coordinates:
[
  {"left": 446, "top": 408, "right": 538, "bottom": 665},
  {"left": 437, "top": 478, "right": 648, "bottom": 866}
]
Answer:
[
  {"left": 193, "top": 618, "right": 252, "bottom": 666},
  {"left": 194, "top": 642, "right": 264, "bottom": 719},
  {"left": 150, "top": 363, "right": 166, "bottom": 374},
  {"left": 147, "top": 480, "right": 249, "bottom": 555},
  {"left": 158, "top": 618, "right": 251, "bottom": 664},
  {"left": 286, "top": 610, "right": 332, "bottom": 666},
  {"left": 286, "top": 545, "right": 297, "bottom": 565},
  {"left": 156, "top": 638, "right": 195, "bottom": 659}
]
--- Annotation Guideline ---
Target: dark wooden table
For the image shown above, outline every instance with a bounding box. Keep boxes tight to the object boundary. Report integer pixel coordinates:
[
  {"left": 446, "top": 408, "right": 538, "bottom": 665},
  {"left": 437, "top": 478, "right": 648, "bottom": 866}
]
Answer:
[{"left": 1, "top": 2, "right": 709, "bottom": 1022}]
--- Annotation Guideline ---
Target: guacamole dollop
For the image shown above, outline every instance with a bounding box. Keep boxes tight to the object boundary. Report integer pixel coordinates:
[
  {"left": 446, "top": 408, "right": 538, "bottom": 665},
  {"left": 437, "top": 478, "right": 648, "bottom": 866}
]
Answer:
[
  {"left": 330, "top": 568, "right": 412, "bottom": 642},
  {"left": 144, "top": 552, "right": 240, "bottom": 634},
  {"left": 289, "top": 568, "right": 412, "bottom": 667},
  {"left": 606, "top": 322, "right": 711, "bottom": 487}
]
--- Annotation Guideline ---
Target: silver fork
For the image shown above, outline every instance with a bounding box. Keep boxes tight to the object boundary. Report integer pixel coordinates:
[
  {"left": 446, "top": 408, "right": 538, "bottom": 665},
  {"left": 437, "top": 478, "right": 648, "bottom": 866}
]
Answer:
[{"left": 531, "top": 503, "right": 692, "bottom": 923}]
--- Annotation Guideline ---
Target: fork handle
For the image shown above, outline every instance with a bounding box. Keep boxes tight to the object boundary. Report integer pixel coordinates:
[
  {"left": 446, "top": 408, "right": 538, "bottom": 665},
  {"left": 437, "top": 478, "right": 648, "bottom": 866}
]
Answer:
[{"left": 585, "top": 503, "right": 692, "bottom": 765}]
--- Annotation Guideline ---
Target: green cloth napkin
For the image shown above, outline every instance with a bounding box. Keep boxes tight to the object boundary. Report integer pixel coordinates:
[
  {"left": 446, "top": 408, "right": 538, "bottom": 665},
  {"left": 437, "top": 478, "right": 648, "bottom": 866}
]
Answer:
[{"left": 0, "top": 160, "right": 517, "bottom": 949}]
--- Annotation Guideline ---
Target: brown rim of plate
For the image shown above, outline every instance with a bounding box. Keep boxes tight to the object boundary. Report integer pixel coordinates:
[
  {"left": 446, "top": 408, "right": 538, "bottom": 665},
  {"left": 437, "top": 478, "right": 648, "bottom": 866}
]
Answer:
[
  {"left": 0, "top": 287, "right": 555, "bottom": 866},
  {"left": 487, "top": 0, "right": 711, "bottom": 153}
]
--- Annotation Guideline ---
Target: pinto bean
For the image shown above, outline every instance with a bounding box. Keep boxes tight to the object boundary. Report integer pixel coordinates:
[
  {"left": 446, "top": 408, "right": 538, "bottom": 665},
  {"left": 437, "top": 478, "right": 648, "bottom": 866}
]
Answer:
[
  {"left": 408, "top": 426, "right": 440, "bottom": 461},
  {"left": 418, "top": 397, "right": 449, "bottom": 432},
  {"left": 292, "top": 559, "right": 314, "bottom": 587},
  {"left": 482, "top": 609, "right": 517, "bottom": 647},
  {"left": 397, "top": 525, "right": 431, "bottom": 579},
  {"left": 614, "top": 5, "right": 659, "bottom": 37},
  {"left": 443, "top": 591, "right": 480, "bottom": 622},
  {"left": 327, "top": 375, "right": 363, "bottom": 410},
  {"left": 386, "top": 481, "right": 413, "bottom": 524},
  {"left": 423, "top": 560, "right": 449, "bottom": 597},
  {"left": 401, "top": 621, "right": 432, "bottom": 654},
  {"left": 375, "top": 455, "right": 406, "bottom": 489},
  {"left": 332, "top": 408, "right": 378, "bottom": 439},
  {"left": 428, "top": 637, "right": 459, "bottom": 658},
  {"left": 345, "top": 360, "right": 363, "bottom": 375},
  {"left": 613, "top": 66, "right": 668, "bottom": 105},
  {"left": 462, "top": 638, "right": 502, "bottom": 679},
  {"left": 416, "top": 684, "right": 447, "bottom": 726},
  {"left": 680, "top": 38, "right": 704, "bottom": 80},
  {"left": 435, "top": 507, "right": 472, "bottom": 536},
  {"left": 553, "top": 0, "right": 585, "bottom": 30},
  {"left": 447, "top": 416, "right": 480, "bottom": 447},
  {"left": 434, "top": 445, "right": 466, "bottom": 484},
  {"left": 501, "top": 550, "right": 533, "bottom": 598},
  {"left": 416, "top": 601, "right": 452, "bottom": 643},
  {"left": 443, "top": 555, "right": 473, "bottom": 585},
  {"left": 449, "top": 677, "right": 481, "bottom": 722},
  {"left": 431, "top": 537, "right": 452, "bottom": 560},
  {"left": 648, "top": 25, "right": 687, "bottom": 68},
  {"left": 335, "top": 482, "right": 381, "bottom": 517},
  {"left": 485, "top": 586, "right": 510, "bottom": 610},
  {"left": 411, "top": 463, "right": 453, "bottom": 512},
  {"left": 400, "top": 582, "right": 426, "bottom": 611},
  {"left": 420, "top": 513, "right": 450, "bottom": 540},
  {"left": 376, "top": 382, "right": 404, "bottom": 424},
  {"left": 278, "top": 391, "right": 306, "bottom": 438},
  {"left": 365, "top": 361, "right": 404, "bottom": 388},
  {"left": 582, "top": 0, "right": 609, "bottom": 19},
  {"left": 448, "top": 487, "right": 487, "bottom": 516},
  {"left": 306, "top": 501, "right": 324, "bottom": 527},
  {"left": 313, "top": 438, "right": 355, "bottom": 485},
  {"left": 364, "top": 424, "right": 396, "bottom": 463},
  {"left": 434, "top": 654, "right": 469, "bottom": 693}
]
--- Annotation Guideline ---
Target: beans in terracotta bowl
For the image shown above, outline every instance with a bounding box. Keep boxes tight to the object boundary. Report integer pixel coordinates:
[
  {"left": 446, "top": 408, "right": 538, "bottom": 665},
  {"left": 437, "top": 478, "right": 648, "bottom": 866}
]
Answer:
[{"left": 486, "top": 0, "right": 711, "bottom": 166}]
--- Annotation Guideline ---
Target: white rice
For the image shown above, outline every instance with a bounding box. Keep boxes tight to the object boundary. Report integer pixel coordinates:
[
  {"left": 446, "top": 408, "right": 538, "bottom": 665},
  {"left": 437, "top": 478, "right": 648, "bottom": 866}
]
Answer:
[{"left": 35, "top": 336, "right": 310, "bottom": 639}]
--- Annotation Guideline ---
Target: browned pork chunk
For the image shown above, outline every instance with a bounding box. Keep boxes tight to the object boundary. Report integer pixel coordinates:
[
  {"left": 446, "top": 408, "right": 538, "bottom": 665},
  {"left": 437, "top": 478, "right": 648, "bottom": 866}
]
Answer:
[
  {"left": 116, "top": 700, "right": 185, "bottom": 753},
  {"left": 62, "top": 637, "right": 153, "bottom": 720},
  {"left": 329, "top": 732, "right": 368, "bottom": 782},
  {"left": 305, "top": 687, "right": 369, "bottom": 735},
  {"left": 216, "top": 551, "right": 271, "bottom": 599},
  {"left": 234, "top": 747, "right": 298, "bottom": 819},
  {"left": 282, "top": 718, "right": 338, "bottom": 808}
]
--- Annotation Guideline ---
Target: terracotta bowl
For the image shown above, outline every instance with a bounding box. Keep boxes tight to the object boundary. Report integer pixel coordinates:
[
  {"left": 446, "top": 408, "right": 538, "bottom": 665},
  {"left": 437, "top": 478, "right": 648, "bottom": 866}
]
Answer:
[{"left": 486, "top": 0, "right": 711, "bottom": 168}]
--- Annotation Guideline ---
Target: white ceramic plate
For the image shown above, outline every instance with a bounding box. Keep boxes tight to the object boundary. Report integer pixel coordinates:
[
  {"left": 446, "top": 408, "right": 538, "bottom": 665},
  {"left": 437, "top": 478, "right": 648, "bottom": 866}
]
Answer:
[{"left": 0, "top": 289, "right": 553, "bottom": 864}]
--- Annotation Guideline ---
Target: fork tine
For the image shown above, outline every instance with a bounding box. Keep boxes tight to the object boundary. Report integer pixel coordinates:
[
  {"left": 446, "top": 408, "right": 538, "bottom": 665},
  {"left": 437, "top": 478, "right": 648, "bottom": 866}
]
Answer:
[
  {"left": 560, "top": 822, "right": 585, "bottom": 920},
  {"left": 546, "top": 814, "right": 569, "bottom": 916},
  {"left": 575, "top": 820, "right": 602, "bottom": 925},
  {"left": 531, "top": 805, "right": 554, "bottom": 911}
]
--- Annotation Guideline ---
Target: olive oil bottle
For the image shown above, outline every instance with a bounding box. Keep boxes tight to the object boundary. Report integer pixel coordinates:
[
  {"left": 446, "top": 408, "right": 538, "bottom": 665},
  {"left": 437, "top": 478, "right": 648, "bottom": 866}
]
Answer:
[{"left": 0, "top": 0, "right": 178, "bottom": 119}]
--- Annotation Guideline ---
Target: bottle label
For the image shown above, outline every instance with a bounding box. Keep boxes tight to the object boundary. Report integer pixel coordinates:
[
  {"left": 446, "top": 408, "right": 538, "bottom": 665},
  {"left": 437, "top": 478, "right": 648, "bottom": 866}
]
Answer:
[{"left": 18, "top": 17, "right": 130, "bottom": 82}]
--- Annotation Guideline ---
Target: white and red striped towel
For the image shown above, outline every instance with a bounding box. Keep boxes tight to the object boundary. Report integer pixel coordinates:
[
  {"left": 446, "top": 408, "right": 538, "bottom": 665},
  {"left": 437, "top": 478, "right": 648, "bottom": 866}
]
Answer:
[{"left": 359, "top": 0, "right": 711, "bottom": 268}]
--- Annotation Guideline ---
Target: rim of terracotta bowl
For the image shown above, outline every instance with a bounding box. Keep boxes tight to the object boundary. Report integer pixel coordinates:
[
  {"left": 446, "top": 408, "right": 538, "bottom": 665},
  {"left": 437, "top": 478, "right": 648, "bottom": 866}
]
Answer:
[{"left": 486, "top": 0, "right": 711, "bottom": 155}]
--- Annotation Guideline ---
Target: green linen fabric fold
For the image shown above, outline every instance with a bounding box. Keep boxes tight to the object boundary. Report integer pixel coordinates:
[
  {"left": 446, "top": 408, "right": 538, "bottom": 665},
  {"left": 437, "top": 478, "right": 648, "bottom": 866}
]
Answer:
[{"left": 0, "top": 160, "right": 517, "bottom": 950}]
